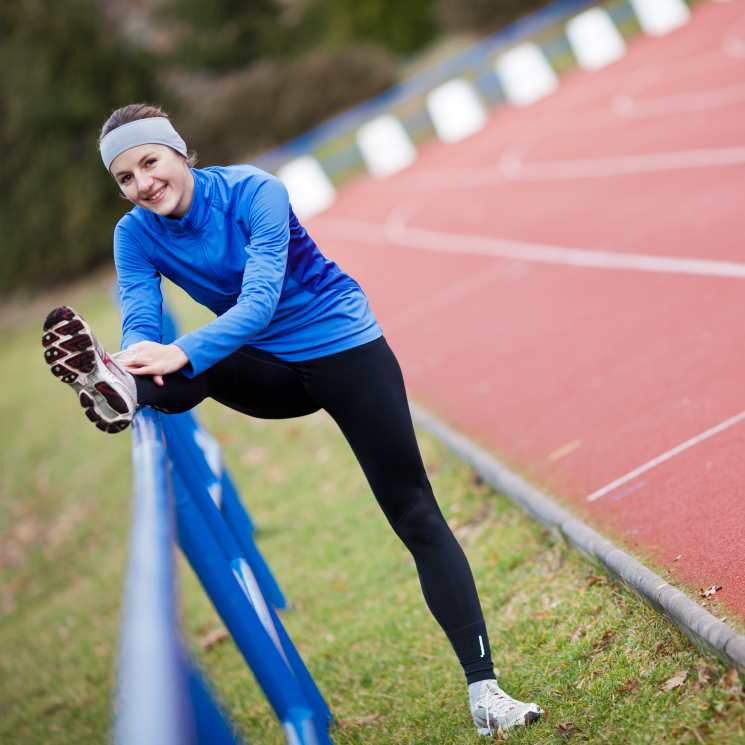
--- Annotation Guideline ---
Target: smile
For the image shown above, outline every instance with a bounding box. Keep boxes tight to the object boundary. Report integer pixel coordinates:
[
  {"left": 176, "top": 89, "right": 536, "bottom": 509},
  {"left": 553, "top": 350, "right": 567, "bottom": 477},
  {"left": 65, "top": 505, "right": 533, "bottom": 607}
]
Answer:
[{"left": 146, "top": 185, "right": 167, "bottom": 204}]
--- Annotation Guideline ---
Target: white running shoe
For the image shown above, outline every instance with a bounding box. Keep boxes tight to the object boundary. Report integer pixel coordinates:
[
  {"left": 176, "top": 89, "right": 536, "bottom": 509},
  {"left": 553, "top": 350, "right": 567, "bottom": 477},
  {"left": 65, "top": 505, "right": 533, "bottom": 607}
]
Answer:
[
  {"left": 42, "top": 306, "right": 137, "bottom": 434},
  {"left": 470, "top": 679, "right": 543, "bottom": 736}
]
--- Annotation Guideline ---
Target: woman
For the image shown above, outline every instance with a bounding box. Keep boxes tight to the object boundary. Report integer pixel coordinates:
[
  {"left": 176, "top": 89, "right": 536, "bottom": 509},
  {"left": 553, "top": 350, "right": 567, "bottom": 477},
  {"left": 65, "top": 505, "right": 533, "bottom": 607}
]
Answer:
[{"left": 42, "top": 103, "right": 543, "bottom": 737}]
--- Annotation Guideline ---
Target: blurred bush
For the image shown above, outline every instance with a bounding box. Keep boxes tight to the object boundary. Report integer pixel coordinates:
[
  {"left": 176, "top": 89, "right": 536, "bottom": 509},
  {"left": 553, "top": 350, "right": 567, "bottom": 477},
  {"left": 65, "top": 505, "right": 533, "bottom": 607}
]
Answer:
[
  {"left": 173, "top": 45, "right": 397, "bottom": 164},
  {"left": 157, "top": 0, "right": 284, "bottom": 73},
  {"left": 301, "top": 0, "right": 438, "bottom": 56},
  {"left": 435, "top": 0, "right": 552, "bottom": 33},
  {"left": 160, "top": 0, "right": 438, "bottom": 72},
  {"left": 0, "top": 0, "right": 164, "bottom": 292}
]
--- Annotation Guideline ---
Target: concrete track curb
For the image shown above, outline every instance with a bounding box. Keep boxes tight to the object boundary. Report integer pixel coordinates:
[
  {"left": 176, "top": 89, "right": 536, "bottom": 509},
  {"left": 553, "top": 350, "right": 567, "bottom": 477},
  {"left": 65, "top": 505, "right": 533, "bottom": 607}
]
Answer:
[{"left": 411, "top": 404, "right": 745, "bottom": 674}]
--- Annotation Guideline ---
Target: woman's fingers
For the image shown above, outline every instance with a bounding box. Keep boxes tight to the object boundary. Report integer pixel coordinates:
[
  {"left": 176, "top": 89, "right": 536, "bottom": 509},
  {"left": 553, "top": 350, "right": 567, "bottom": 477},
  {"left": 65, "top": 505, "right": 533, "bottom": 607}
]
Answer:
[
  {"left": 119, "top": 344, "right": 186, "bottom": 381},
  {"left": 126, "top": 366, "right": 166, "bottom": 386},
  {"left": 122, "top": 353, "right": 161, "bottom": 372},
  {"left": 122, "top": 359, "right": 148, "bottom": 372},
  {"left": 120, "top": 352, "right": 148, "bottom": 369},
  {"left": 128, "top": 363, "right": 162, "bottom": 376}
]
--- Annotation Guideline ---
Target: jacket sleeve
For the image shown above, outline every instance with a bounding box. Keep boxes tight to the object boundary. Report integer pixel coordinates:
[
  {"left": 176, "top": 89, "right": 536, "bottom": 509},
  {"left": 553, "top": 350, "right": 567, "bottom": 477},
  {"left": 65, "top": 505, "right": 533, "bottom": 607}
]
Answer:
[
  {"left": 113, "top": 223, "right": 164, "bottom": 350},
  {"left": 173, "top": 177, "right": 290, "bottom": 377}
]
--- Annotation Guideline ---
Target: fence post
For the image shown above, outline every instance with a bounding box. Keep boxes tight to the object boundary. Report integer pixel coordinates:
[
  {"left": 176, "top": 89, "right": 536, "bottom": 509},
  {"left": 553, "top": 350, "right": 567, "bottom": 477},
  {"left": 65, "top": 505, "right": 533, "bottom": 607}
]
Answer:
[
  {"left": 165, "top": 410, "right": 287, "bottom": 610},
  {"left": 171, "top": 466, "right": 332, "bottom": 745}
]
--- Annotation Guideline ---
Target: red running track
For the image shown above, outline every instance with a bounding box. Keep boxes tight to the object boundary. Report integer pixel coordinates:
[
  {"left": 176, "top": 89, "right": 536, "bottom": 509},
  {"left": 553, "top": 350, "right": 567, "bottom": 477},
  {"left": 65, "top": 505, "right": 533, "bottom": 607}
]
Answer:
[{"left": 307, "top": 0, "right": 745, "bottom": 619}]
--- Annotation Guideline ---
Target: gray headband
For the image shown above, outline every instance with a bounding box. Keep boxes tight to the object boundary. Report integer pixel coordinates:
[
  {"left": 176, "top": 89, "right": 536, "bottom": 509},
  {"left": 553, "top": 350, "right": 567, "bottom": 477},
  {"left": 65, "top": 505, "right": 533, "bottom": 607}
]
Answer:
[{"left": 99, "top": 117, "right": 187, "bottom": 171}]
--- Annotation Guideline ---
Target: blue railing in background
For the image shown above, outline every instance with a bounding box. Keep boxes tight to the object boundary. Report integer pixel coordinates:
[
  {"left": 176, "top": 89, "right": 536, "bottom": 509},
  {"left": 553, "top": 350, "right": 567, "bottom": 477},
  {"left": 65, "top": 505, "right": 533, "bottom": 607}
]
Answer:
[
  {"left": 114, "top": 308, "right": 334, "bottom": 744},
  {"left": 115, "top": 406, "right": 239, "bottom": 745}
]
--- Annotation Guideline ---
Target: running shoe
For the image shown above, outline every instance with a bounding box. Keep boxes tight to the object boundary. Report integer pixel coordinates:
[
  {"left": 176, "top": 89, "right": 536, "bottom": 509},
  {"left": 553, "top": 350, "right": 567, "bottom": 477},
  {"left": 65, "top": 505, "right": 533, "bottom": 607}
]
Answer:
[
  {"left": 42, "top": 306, "right": 137, "bottom": 433},
  {"left": 470, "top": 679, "right": 543, "bottom": 736}
]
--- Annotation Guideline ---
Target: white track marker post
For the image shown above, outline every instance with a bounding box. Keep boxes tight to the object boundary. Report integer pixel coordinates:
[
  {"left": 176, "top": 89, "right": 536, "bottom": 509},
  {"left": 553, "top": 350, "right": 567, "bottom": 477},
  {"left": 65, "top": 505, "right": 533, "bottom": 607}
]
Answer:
[
  {"left": 495, "top": 42, "right": 559, "bottom": 106},
  {"left": 356, "top": 114, "right": 417, "bottom": 177},
  {"left": 566, "top": 8, "right": 626, "bottom": 71},
  {"left": 426, "top": 79, "right": 487, "bottom": 144},
  {"left": 629, "top": 0, "right": 690, "bottom": 36},
  {"left": 276, "top": 155, "right": 335, "bottom": 220}
]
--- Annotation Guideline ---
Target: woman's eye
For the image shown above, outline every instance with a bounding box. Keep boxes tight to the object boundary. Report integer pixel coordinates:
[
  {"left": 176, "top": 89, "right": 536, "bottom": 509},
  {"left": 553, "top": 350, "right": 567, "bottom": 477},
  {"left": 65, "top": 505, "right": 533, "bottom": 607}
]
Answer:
[
  {"left": 121, "top": 175, "right": 131, "bottom": 184},
  {"left": 146, "top": 158, "right": 157, "bottom": 166}
]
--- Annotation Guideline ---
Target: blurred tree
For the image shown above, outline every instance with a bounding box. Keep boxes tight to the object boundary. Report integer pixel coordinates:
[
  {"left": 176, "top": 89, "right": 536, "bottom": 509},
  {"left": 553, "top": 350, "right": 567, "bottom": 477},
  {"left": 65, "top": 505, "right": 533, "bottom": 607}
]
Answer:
[
  {"left": 0, "top": 0, "right": 165, "bottom": 291},
  {"left": 158, "top": 0, "right": 439, "bottom": 71},
  {"left": 305, "top": 0, "right": 438, "bottom": 55},
  {"left": 157, "top": 0, "right": 284, "bottom": 72},
  {"left": 176, "top": 44, "right": 397, "bottom": 165}
]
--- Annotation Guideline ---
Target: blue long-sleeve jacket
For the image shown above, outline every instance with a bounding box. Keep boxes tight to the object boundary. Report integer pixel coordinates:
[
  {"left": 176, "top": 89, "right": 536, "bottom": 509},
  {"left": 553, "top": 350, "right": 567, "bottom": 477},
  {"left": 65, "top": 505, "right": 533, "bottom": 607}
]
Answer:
[{"left": 114, "top": 165, "right": 382, "bottom": 377}]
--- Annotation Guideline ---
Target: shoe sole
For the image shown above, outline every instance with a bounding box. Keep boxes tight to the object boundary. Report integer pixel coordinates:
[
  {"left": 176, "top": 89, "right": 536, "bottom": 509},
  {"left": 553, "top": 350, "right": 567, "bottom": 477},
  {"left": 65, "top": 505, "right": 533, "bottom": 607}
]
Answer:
[
  {"left": 43, "top": 306, "right": 133, "bottom": 434},
  {"left": 476, "top": 707, "right": 543, "bottom": 736}
]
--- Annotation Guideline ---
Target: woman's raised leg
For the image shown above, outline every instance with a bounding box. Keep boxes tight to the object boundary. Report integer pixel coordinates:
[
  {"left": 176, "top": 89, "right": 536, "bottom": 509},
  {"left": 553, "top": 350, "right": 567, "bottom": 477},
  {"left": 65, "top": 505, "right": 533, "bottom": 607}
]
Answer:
[
  {"left": 137, "top": 345, "right": 322, "bottom": 419},
  {"left": 43, "top": 305, "right": 321, "bottom": 429}
]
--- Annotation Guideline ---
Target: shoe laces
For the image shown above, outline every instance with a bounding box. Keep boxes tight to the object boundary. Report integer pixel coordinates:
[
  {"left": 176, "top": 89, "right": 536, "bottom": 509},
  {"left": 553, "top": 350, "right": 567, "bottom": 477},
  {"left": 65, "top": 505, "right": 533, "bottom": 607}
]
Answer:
[
  {"left": 102, "top": 351, "right": 127, "bottom": 381},
  {"left": 474, "top": 680, "right": 521, "bottom": 725}
]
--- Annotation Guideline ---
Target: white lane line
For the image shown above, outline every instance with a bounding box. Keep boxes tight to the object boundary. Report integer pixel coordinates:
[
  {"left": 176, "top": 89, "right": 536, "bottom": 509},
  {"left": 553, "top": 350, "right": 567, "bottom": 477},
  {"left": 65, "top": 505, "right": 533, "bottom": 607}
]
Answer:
[
  {"left": 387, "top": 218, "right": 745, "bottom": 279},
  {"left": 315, "top": 211, "right": 745, "bottom": 280},
  {"left": 400, "top": 145, "right": 745, "bottom": 188},
  {"left": 586, "top": 408, "right": 745, "bottom": 502},
  {"left": 500, "top": 145, "right": 745, "bottom": 181},
  {"left": 613, "top": 81, "right": 745, "bottom": 118}
]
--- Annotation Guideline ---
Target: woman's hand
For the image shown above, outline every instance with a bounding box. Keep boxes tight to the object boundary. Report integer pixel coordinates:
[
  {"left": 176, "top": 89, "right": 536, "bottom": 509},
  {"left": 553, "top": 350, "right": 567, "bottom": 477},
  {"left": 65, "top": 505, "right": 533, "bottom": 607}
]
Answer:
[{"left": 118, "top": 341, "right": 189, "bottom": 387}]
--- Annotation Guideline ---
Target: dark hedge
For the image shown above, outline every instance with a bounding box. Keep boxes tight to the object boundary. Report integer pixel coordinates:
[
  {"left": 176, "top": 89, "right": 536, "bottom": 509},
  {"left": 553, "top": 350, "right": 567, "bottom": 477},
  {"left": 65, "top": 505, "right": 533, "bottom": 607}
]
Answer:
[{"left": 0, "top": 0, "right": 164, "bottom": 292}]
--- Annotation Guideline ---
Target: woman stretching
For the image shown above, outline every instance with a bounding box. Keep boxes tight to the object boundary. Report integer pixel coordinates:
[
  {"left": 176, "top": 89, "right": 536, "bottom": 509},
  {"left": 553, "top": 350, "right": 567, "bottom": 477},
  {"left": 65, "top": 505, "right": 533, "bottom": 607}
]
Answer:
[{"left": 42, "top": 103, "right": 543, "bottom": 738}]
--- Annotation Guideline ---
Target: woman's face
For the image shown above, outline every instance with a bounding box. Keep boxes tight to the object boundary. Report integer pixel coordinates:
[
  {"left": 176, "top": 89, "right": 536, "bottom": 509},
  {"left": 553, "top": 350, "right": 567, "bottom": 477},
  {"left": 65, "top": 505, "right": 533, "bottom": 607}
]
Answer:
[{"left": 110, "top": 143, "right": 194, "bottom": 218}]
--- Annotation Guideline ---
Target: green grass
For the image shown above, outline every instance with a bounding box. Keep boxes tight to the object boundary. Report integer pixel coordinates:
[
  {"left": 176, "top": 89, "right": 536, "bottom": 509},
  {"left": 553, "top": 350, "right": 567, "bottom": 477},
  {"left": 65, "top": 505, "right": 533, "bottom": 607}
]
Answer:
[{"left": 1, "top": 276, "right": 744, "bottom": 744}]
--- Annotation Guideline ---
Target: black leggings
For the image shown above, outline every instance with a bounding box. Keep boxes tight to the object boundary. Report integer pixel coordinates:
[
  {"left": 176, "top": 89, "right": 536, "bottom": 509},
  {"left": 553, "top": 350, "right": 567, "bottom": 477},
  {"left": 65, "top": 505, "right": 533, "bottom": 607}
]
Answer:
[{"left": 136, "top": 335, "right": 494, "bottom": 684}]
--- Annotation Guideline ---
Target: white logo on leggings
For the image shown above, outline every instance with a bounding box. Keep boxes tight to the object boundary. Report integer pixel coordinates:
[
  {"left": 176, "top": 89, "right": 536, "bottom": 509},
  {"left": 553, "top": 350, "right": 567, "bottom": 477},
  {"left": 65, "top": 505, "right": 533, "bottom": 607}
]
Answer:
[{"left": 478, "top": 635, "right": 485, "bottom": 658}]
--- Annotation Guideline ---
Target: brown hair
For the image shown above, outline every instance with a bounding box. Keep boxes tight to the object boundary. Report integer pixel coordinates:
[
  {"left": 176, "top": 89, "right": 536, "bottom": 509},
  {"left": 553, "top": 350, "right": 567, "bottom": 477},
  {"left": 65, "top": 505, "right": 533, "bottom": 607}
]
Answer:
[{"left": 99, "top": 103, "right": 198, "bottom": 166}]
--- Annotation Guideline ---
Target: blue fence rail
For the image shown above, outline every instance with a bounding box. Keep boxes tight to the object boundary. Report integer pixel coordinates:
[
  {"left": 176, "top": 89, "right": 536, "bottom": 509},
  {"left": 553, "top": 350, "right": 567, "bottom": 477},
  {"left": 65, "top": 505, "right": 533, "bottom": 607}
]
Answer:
[
  {"left": 114, "top": 308, "right": 334, "bottom": 744},
  {"left": 114, "top": 406, "right": 239, "bottom": 745}
]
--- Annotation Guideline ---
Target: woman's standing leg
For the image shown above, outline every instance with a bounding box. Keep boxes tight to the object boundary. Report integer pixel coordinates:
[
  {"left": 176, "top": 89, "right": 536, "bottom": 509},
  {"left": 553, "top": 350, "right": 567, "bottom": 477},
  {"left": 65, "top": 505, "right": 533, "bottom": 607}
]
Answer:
[
  {"left": 294, "top": 337, "right": 495, "bottom": 685},
  {"left": 295, "top": 337, "right": 543, "bottom": 735}
]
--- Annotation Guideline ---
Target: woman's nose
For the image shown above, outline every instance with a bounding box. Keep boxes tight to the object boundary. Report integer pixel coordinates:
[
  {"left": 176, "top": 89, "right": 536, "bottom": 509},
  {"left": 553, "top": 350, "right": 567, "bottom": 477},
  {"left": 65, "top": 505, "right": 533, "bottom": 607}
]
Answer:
[{"left": 135, "top": 172, "right": 155, "bottom": 193}]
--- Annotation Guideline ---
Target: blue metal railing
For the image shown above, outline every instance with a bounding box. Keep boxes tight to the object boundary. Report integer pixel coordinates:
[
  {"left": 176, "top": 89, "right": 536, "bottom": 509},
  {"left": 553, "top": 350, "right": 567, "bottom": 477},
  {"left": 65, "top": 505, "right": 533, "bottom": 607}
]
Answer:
[
  {"left": 115, "top": 407, "right": 237, "bottom": 745},
  {"left": 114, "top": 307, "right": 334, "bottom": 744}
]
